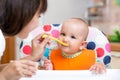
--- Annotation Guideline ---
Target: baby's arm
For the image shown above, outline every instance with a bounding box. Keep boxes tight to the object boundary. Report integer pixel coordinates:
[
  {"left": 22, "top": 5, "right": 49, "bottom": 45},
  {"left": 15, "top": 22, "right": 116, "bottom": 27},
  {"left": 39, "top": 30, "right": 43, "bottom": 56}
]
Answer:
[
  {"left": 89, "top": 62, "right": 106, "bottom": 74},
  {"left": 44, "top": 58, "right": 53, "bottom": 70}
]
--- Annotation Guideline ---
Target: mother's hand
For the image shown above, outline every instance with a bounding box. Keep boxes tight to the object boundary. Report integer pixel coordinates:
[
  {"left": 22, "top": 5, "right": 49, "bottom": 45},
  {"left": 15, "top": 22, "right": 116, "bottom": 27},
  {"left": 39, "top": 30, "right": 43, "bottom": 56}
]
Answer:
[
  {"left": 31, "top": 33, "right": 50, "bottom": 61},
  {"left": 0, "top": 60, "right": 38, "bottom": 80}
]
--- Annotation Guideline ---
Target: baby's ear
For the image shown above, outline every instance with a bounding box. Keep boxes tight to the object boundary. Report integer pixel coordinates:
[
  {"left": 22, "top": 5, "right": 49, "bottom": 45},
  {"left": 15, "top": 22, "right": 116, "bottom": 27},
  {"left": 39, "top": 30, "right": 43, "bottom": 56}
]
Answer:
[{"left": 79, "top": 41, "right": 87, "bottom": 50}]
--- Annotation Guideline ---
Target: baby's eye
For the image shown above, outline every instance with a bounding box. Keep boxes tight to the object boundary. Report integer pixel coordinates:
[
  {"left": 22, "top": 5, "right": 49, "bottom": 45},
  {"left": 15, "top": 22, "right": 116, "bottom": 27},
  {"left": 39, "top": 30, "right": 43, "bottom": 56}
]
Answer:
[
  {"left": 71, "top": 36, "right": 76, "bottom": 39},
  {"left": 60, "top": 33, "right": 65, "bottom": 36}
]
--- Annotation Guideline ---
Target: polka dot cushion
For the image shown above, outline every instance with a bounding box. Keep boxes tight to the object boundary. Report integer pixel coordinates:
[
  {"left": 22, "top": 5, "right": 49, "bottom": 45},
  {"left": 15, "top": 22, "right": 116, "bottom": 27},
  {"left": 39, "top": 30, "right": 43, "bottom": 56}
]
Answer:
[
  {"left": 19, "top": 24, "right": 61, "bottom": 58},
  {"left": 86, "top": 27, "right": 111, "bottom": 66},
  {"left": 19, "top": 24, "right": 111, "bottom": 67}
]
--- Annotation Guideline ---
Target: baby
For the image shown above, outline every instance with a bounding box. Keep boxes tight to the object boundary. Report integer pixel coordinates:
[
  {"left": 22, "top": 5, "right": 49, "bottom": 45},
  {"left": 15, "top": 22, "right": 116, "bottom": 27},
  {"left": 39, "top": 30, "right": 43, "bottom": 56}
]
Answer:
[{"left": 44, "top": 18, "right": 106, "bottom": 73}]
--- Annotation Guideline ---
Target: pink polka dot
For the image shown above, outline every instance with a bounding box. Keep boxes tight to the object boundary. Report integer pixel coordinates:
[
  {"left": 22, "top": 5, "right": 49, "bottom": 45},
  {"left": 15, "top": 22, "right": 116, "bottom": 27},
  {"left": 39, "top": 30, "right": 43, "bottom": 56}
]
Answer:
[
  {"left": 105, "top": 43, "right": 111, "bottom": 53},
  {"left": 22, "top": 45, "right": 32, "bottom": 55},
  {"left": 96, "top": 48, "right": 104, "bottom": 57},
  {"left": 43, "top": 25, "right": 51, "bottom": 32},
  {"left": 51, "top": 30, "right": 60, "bottom": 38}
]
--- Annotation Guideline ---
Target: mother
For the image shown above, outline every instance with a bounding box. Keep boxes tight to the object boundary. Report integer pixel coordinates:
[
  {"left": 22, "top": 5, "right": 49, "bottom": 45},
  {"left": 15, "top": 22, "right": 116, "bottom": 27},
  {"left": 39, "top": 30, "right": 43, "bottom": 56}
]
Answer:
[{"left": 0, "top": 0, "right": 48, "bottom": 80}]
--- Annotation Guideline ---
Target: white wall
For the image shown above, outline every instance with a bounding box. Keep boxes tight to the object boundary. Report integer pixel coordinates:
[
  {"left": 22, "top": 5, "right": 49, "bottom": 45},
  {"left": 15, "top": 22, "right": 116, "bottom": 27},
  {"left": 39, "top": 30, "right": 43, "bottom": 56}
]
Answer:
[{"left": 43, "top": 0, "right": 93, "bottom": 24}]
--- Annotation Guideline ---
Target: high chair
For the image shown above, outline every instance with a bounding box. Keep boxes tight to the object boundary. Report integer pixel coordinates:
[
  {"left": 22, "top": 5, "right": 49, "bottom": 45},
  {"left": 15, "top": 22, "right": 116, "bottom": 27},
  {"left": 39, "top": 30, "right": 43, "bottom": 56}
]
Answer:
[{"left": 18, "top": 24, "right": 111, "bottom": 68}]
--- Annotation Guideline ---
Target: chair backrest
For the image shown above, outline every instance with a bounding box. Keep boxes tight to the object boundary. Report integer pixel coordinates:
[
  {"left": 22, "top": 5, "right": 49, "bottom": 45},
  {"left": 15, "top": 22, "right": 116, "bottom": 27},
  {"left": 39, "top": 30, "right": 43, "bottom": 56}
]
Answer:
[
  {"left": 18, "top": 24, "right": 111, "bottom": 67},
  {"left": 86, "top": 27, "right": 111, "bottom": 66}
]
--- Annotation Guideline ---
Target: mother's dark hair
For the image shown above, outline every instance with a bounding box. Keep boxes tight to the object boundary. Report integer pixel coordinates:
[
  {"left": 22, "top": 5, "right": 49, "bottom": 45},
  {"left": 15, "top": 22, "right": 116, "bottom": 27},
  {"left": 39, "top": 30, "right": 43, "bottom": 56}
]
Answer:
[{"left": 0, "top": 0, "right": 47, "bottom": 36}]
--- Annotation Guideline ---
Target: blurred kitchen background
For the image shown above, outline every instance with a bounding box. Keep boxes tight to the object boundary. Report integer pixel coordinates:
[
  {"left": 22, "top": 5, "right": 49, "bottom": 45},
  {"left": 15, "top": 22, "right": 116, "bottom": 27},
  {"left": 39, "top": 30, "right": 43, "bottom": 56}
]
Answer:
[{"left": 1, "top": 0, "right": 120, "bottom": 68}]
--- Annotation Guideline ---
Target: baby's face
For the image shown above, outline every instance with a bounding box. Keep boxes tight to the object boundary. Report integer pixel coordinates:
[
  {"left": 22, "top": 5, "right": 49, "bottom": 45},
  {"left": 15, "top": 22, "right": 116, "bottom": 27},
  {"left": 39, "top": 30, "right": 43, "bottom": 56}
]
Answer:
[{"left": 58, "top": 21, "right": 86, "bottom": 55}]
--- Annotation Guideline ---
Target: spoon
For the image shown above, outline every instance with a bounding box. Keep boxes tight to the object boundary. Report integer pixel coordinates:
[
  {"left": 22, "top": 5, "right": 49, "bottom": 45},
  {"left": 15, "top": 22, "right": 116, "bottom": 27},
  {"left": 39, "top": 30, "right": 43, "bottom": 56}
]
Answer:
[{"left": 42, "top": 34, "right": 69, "bottom": 46}]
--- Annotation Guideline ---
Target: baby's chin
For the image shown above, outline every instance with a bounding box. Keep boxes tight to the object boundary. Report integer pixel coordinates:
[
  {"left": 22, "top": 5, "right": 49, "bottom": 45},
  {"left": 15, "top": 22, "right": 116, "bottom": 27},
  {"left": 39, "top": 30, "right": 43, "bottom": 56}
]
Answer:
[
  {"left": 62, "top": 48, "right": 80, "bottom": 55},
  {"left": 61, "top": 49, "right": 73, "bottom": 55}
]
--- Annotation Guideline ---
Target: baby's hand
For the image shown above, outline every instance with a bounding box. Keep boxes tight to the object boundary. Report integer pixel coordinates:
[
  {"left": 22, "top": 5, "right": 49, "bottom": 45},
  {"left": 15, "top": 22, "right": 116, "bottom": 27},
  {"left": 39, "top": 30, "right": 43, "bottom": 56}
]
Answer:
[
  {"left": 44, "top": 58, "right": 53, "bottom": 70},
  {"left": 89, "top": 62, "right": 106, "bottom": 74}
]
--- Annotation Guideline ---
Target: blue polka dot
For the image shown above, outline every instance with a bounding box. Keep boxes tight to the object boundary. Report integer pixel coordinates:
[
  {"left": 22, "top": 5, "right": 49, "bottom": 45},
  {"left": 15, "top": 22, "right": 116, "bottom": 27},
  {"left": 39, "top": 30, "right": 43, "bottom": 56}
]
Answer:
[
  {"left": 19, "top": 41, "right": 23, "bottom": 49},
  {"left": 86, "top": 41, "right": 96, "bottom": 50},
  {"left": 52, "top": 24, "right": 60, "bottom": 27},
  {"left": 44, "top": 48, "right": 50, "bottom": 58},
  {"left": 103, "top": 55, "right": 111, "bottom": 65}
]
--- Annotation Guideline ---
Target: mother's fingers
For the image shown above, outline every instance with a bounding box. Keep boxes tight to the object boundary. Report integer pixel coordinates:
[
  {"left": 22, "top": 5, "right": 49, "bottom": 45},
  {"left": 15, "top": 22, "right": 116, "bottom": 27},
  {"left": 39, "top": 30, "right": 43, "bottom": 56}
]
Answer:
[
  {"left": 32, "top": 33, "right": 50, "bottom": 48},
  {"left": 21, "top": 60, "right": 38, "bottom": 68},
  {"left": 20, "top": 69, "right": 36, "bottom": 77},
  {"left": 17, "top": 60, "right": 38, "bottom": 77}
]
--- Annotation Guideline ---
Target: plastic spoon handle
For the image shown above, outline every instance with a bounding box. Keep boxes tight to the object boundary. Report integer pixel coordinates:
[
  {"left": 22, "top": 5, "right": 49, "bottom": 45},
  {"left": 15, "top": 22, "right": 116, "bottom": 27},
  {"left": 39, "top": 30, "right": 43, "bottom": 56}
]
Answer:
[{"left": 42, "top": 34, "right": 69, "bottom": 46}]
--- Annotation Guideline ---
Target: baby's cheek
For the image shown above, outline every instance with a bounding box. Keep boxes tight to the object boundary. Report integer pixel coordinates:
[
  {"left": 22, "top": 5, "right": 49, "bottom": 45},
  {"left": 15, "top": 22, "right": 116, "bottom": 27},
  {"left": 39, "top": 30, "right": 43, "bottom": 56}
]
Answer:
[
  {"left": 71, "top": 45, "right": 80, "bottom": 52},
  {"left": 58, "top": 37, "right": 63, "bottom": 42}
]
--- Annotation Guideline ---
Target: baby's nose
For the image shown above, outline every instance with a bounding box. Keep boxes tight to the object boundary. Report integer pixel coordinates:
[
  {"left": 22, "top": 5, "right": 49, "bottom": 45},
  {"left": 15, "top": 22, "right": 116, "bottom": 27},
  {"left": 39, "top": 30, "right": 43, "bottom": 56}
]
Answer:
[{"left": 63, "top": 37, "right": 69, "bottom": 42}]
